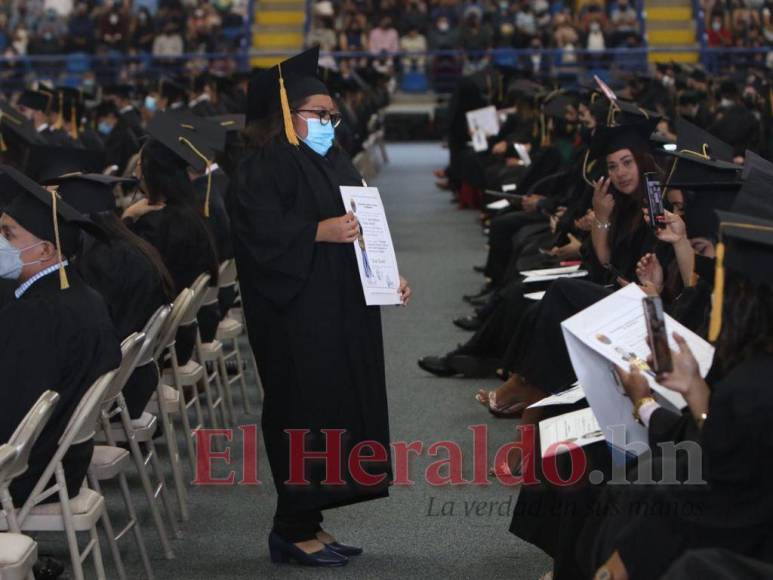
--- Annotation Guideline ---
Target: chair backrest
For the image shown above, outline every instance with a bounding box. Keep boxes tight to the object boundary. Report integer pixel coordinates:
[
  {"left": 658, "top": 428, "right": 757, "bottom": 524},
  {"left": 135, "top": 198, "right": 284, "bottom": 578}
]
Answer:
[
  {"left": 180, "top": 273, "right": 211, "bottom": 326},
  {"left": 218, "top": 259, "right": 237, "bottom": 288},
  {"left": 153, "top": 289, "right": 194, "bottom": 361},
  {"left": 101, "top": 333, "right": 146, "bottom": 408},
  {"left": 7, "top": 391, "right": 60, "bottom": 482},
  {"left": 137, "top": 305, "right": 170, "bottom": 367},
  {"left": 18, "top": 371, "right": 114, "bottom": 521}
]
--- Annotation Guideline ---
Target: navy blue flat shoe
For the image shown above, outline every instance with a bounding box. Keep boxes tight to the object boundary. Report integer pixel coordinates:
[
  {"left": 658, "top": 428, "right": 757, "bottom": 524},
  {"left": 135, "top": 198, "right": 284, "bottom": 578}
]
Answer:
[
  {"left": 268, "top": 532, "right": 348, "bottom": 567},
  {"left": 326, "top": 542, "right": 363, "bottom": 557}
]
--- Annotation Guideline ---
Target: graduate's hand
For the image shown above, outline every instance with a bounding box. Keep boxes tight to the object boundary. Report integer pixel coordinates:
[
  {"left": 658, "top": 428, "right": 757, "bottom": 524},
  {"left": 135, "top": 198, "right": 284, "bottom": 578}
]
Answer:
[
  {"left": 643, "top": 209, "right": 686, "bottom": 244},
  {"left": 122, "top": 198, "right": 165, "bottom": 221},
  {"left": 316, "top": 211, "right": 359, "bottom": 243},
  {"left": 635, "top": 253, "right": 663, "bottom": 293},
  {"left": 592, "top": 176, "right": 614, "bottom": 222},
  {"left": 521, "top": 194, "right": 543, "bottom": 213},
  {"left": 491, "top": 140, "right": 507, "bottom": 154},
  {"left": 575, "top": 209, "right": 595, "bottom": 232},
  {"left": 614, "top": 364, "right": 651, "bottom": 406},
  {"left": 398, "top": 275, "right": 412, "bottom": 305},
  {"left": 549, "top": 233, "right": 581, "bottom": 260},
  {"left": 655, "top": 332, "right": 702, "bottom": 396}
]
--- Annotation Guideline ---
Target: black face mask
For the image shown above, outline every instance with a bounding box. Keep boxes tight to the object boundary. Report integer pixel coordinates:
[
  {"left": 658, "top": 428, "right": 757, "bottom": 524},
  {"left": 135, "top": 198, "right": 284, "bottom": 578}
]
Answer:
[{"left": 579, "top": 127, "right": 593, "bottom": 145}]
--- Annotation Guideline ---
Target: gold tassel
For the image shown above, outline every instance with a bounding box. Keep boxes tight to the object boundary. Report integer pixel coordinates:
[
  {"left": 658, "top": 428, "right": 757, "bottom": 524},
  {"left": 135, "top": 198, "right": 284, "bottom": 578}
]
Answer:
[
  {"left": 54, "top": 93, "right": 64, "bottom": 130},
  {"left": 50, "top": 190, "right": 69, "bottom": 290},
  {"left": 708, "top": 240, "right": 725, "bottom": 342},
  {"left": 278, "top": 63, "right": 299, "bottom": 146},
  {"left": 178, "top": 136, "right": 213, "bottom": 217},
  {"left": 581, "top": 149, "right": 593, "bottom": 186},
  {"left": 69, "top": 103, "right": 78, "bottom": 140}
]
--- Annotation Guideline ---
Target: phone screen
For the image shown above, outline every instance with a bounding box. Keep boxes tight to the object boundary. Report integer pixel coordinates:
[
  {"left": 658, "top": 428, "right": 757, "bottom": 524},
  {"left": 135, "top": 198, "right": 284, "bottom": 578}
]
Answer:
[
  {"left": 644, "top": 172, "right": 666, "bottom": 230},
  {"left": 643, "top": 296, "right": 672, "bottom": 373}
]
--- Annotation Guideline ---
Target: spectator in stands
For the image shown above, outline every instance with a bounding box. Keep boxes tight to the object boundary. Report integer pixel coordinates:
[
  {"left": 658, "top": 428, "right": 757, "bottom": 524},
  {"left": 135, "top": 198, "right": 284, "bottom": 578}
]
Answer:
[
  {"left": 339, "top": 12, "right": 368, "bottom": 65},
  {"left": 762, "top": 5, "right": 773, "bottom": 43},
  {"left": 430, "top": 0, "right": 461, "bottom": 28},
  {"left": 399, "top": 0, "right": 429, "bottom": 36},
  {"left": 428, "top": 14, "right": 459, "bottom": 51},
  {"left": 307, "top": 15, "right": 338, "bottom": 60},
  {"left": 0, "top": 15, "right": 8, "bottom": 52},
  {"left": 98, "top": 1, "right": 129, "bottom": 52},
  {"left": 459, "top": 5, "right": 492, "bottom": 73},
  {"left": 553, "top": 8, "right": 579, "bottom": 64},
  {"left": 514, "top": 0, "right": 537, "bottom": 45},
  {"left": 609, "top": 0, "right": 640, "bottom": 46},
  {"left": 400, "top": 25, "right": 427, "bottom": 71},
  {"left": 708, "top": 11, "right": 733, "bottom": 47},
  {"left": 10, "top": 25, "right": 29, "bottom": 55},
  {"left": 29, "top": 8, "right": 65, "bottom": 54},
  {"left": 187, "top": 3, "right": 220, "bottom": 52},
  {"left": 130, "top": 7, "right": 156, "bottom": 53},
  {"left": 368, "top": 15, "right": 399, "bottom": 55},
  {"left": 67, "top": 1, "right": 95, "bottom": 53},
  {"left": 152, "top": 21, "right": 184, "bottom": 61}
]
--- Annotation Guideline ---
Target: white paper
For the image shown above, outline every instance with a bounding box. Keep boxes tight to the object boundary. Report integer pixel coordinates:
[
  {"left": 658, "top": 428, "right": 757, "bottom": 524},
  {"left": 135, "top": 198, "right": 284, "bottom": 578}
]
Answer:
[
  {"left": 471, "top": 129, "right": 488, "bottom": 152},
  {"left": 561, "top": 284, "right": 715, "bottom": 455},
  {"left": 486, "top": 199, "right": 510, "bottom": 210},
  {"left": 466, "top": 105, "right": 500, "bottom": 136},
  {"left": 528, "top": 383, "right": 585, "bottom": 409},
  {"left": 520, "top": 264, "right": 581, "bottom": 277},
  {"left": 524, "top": 291, "right": 546, "bottom": 301},
  {"left": 339, "top": 186, "right": 402, "bottom": 306},
  {"left": 540, "top": 408, "right": 605, "bottom": 457},
  {"left": 502, "top": 183, "right": 517, "bottom": 192},
  {"left": 523, "top": 270, "right": 588, "bottom": 283},
  {"left": 514, "top": 143, "right": 532, "bottom": 166}
]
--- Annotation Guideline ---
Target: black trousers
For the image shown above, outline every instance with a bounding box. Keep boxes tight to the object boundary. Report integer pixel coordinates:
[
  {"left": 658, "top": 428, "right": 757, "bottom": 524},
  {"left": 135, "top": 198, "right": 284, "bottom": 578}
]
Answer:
[{"left": 272, "top": 508, "right": 324, "bottom": 543}]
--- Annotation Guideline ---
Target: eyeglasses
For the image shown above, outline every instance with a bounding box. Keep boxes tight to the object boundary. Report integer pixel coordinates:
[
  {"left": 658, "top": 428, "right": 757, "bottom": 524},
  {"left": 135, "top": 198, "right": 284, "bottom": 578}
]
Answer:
[{"left": 293, "top": 108, "right": 343, "bottom": 128}]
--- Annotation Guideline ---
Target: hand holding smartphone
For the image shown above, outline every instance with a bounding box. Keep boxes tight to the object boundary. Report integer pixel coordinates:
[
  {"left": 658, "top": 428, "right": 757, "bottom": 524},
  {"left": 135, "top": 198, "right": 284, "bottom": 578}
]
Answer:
[
  {"left": 643, "top": 296, "right": 673, "bottom": 373},
  {"left": 644, "top": 173, "right": 666, "bottom": 230}
]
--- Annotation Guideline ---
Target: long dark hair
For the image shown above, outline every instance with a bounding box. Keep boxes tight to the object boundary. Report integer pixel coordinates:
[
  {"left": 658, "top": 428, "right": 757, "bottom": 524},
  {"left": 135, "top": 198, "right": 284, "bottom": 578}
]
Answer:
[
  {"left": 92, "top": 211, "right": 176, "bottom": 300},
  {"left": 716, "top": 269, "right": 773, "bottom": 374},
  {"left": 609, "top": 146, "right": 662, "bottom": 240},
  {"left": 140, "top": 138, "right": 220, "bottom": 285}
]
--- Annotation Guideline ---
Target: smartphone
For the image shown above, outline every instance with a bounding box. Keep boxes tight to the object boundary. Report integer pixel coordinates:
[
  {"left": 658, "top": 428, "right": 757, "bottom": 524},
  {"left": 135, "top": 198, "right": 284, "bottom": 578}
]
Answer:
[
  {"left": 644, "top": 172, "right": 666, "bottom": 230},
  {"left": 642, "top": 296, "right": 672, "bottom": 373}
]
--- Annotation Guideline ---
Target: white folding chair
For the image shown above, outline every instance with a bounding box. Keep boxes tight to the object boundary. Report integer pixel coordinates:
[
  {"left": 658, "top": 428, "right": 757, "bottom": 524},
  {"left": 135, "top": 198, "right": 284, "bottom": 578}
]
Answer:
[
  {"left": 216, "top": 259, "right": 261, "bottom": 415},
  {"left": 89, "top": 333, "right": 157, "bottom": 578},
  {"left": 0, "top": 390, "right": 60, "bottom": 580},
  {"left": 0, "top": 374, "right": 115, "bottom": 580}
]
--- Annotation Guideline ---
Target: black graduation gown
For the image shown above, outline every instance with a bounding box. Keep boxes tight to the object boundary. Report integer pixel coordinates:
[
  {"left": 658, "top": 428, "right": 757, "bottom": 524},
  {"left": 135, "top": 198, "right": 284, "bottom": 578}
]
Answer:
[
  {"left": 104, "top": 118, "right": 140, "bottom": 173},
  {"left": 193, "top": 169, "right": 234, "bottom": 261},
  {"left": 119, "top": 107, "right": 145, "bottom": 142},
  {"left": 0, "top": 269, "right": 121, "bottom": 505},
  {"left": 40, "top": 127, "right": 76, "bottom": 147},
  {"left": 191, "top": 98, "right": 218, "bottom": 117},
  {"left": 578, "top": 353, "right": 773, "bottom": 580},
  {"left": 230, "top": 141, "right": 391, "bottom": 515},
  {"left": 79, "top": 126, "right": 106, "bottom": 153},
  {"left": 662, "top": 548, "right": 773, "bottom": 579}
]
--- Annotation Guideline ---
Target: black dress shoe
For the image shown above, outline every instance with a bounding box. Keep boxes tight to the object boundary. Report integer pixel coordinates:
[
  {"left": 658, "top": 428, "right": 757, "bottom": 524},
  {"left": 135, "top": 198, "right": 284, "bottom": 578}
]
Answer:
[
  {"left": 33, "top": 556, "right": 66, "bottom": 579},
  {"left": 417, "top": 355, "right": 456, "bottom": 377},
  {"left": 465, "top": 291, "right": 494, "bottom": 307},
  {"left": 268, "top": 532, "right": 348, "bottom": 567},
  {"left": 453, "top": 315, "right": 482, "bottom": 331},
  {"left": 463, "top": 282, "right": 493, "bottom": 302},
  {"left": 447, "top": 354, "right": 501, "bottom": 378},
  {"left": 326, "top": 542, "right": 363, "bottom": 557}
]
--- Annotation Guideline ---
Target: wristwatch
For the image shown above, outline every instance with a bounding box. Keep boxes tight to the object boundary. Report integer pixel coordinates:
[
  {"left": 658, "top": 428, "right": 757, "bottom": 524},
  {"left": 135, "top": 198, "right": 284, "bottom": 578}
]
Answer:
[{"left": 632, "top": 396, "right": 657, "bottom": 425}]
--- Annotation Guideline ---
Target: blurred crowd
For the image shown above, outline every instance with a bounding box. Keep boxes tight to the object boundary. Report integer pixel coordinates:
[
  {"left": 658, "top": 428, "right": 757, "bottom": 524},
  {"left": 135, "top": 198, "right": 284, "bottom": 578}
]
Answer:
[{"left": 704, "top": 0, "right": 773, "bottom": 68}]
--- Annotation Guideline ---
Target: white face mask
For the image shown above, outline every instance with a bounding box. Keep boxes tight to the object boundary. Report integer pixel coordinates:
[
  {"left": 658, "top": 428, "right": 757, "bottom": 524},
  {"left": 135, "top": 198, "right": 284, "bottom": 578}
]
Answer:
[{"left": 0, "top": 236, "right": 44, "bottom": 280}]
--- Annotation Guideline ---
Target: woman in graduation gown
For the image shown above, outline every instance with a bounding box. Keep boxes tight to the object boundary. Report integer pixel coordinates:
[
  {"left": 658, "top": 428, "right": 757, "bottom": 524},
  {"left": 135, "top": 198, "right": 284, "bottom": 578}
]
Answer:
[{"left": 230, "top": 48, "right": 411, "bottom": 567}]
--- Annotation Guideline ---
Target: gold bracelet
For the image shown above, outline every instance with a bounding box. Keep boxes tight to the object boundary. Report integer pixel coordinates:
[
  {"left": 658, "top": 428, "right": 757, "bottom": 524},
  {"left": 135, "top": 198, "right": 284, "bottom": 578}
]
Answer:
[{"left": 632, "top": 396, "right": 657, "bottom": 425}]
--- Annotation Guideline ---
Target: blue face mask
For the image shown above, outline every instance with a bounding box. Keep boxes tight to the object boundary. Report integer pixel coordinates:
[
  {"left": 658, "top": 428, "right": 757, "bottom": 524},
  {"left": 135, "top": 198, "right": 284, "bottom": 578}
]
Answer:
[
  {"left": 144, "top": 95, "right": 157, "bottom": 113},
  {"left": 98, "top": 121, "right": 113, "bottom": 136},
  {"left": 0, "top": 236, "right": 43, "bottom": 280},
  {"left": 301, "top": 118, "right": 335, "bottom": 156}
]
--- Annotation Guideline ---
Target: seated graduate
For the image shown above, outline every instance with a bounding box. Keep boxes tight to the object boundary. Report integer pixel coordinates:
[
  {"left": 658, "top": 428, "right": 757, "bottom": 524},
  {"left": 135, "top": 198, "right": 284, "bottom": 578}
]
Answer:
[
  {"left": 94, "top": 101, "right": 141, "bottom": 175},
  {"left": 0, "top": 165, "right": 121, "bottom": 505},
  {"left": 587, "top": 204, "right": 773, "bottom": 580},
  {"left": 15, "top": 89, "right": 74, "bottom": 147},
  {"left": 43, "top": 171, "right": 175, "bottom": 419},
  {"left": 122, "top": 113, "right": 220, "bottom": 363}
]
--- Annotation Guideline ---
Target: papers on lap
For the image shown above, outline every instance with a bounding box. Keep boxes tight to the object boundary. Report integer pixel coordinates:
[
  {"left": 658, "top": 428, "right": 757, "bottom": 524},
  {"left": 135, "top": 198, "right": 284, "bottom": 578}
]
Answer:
[
  {"left": 465, "top": 105, "right": 500, "bottom": 136},
  {"left": 561, "top": 284, "right": 715, "bottom": 455},
  {"left": 520, "top": 264, "right": 581, "bottom": 277},
  {"left": 540, "top": 407, "right": 604, "bottom": 457},
  {"left": 524, "top": 291, "right": 546, "bottom": 301},
  {"left": 523, "top": 270, "right": 588, "bottom": 283},
  {"left": 528, "top": 383, "right": 585, "bottom": 408},
  {"left": 340, "top": 186, "right": 402, "bottom": 306}
]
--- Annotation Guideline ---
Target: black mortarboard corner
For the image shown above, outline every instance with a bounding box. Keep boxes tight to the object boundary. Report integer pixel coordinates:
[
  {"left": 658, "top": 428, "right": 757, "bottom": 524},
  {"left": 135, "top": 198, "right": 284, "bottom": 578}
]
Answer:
[
  {"left": 159, "top": 76, "right": 189, "bottom": 105},
  {"left": 211, "top": 114, "right": 245, "bottom": 133},
  {"left": 42, "top": 173, "right": 137, "bottom": 215},
  {"left": 25, "top": 145, "right": 106, "bottom": 183},
  {"left": 17, "top": 90, "right": 52, "bottom": 113},
  {"left": 146, "top": 112, "right": 218, "bottom": 216},
  {"left": 611, "top": 100, "right": 661, "bottom": 126},
  {"left": 104, "top": 84, "right": 134, "bottom": 100},
  {"left": 0, "top": 164, "right": 102, "bottom": 289},
  {"left": 246, "top": 46, "right": 328, "bottom": 144},
  {"left": 542, "top": 93, "right": 577, "bottom": 120},
  {"left": 0, "top": 101, "right": 46, "bottom": 150}
]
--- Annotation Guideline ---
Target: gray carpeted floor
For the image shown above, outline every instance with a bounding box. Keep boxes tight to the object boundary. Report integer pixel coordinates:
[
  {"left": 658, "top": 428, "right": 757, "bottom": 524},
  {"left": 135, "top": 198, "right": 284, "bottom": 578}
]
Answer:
[{"left": 38, "top": 143, "right": 551, "bottom": 579}]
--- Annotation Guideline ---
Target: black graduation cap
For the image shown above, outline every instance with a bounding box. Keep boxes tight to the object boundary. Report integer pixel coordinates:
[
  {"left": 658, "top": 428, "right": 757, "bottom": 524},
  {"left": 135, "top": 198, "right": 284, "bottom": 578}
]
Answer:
[
  {"left": 103, "top": 84, "right": 134, "bottom": 100},
  {"left": 17, "top": 90, "right": 52, "bottom": 113},
  {"left": 146, "top": 112, "right": 218, "bottom": 216},
  {"left": 211, "top": 114, "right": 245, "bottom": 133},
  {"left": 612, "top": 100, "right": 661, "bottom": 126},
  {"left": 42, "top": 173, "right": 136, "bottom": 215},
  {"left": 0, "top": 164, "right": 102, "bottom": 288},
  {"left": 678, "top": 91, "right": 702, "bottom": 106},
  {"left": 665, "top": 118, "right": 741, "bottom": 190},
  {"left": 675, "top": 117, "right": 733, "bottom": 161},
  {"left": 587, "top": 118, "right": 660, "bottom": 162},
  {"left": 741, "top": 150, "right": 773, "bottom": 181},
  {"left": 542, "top": 93, "right": 577, "bottom": 119},
  {"left": 159, "top": 76, "right": 189, "bottom": 104},
  {"left": 0, "top": 101, "right": 46, "bottom": 146},
  {"left": 708, "top": 210, "right": 773, "bottom": 341},
  {"left": 246, "top": 46, "right": 328, "bottom": 134},
  {"left": 25, "top": 145, "right": 107, "bottom": 182},
  {"left": 731, "top": 163, "right": 773, "bottom": 222}
]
